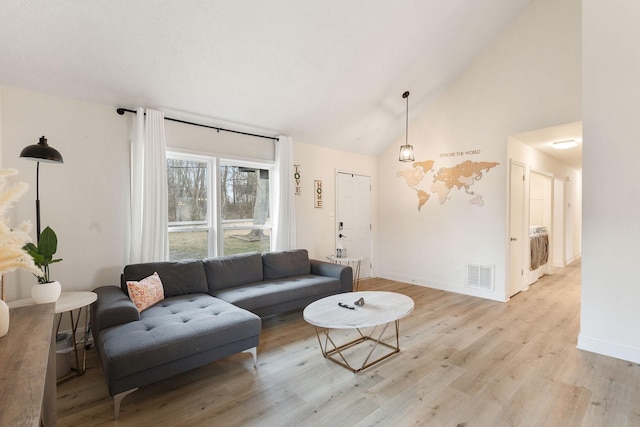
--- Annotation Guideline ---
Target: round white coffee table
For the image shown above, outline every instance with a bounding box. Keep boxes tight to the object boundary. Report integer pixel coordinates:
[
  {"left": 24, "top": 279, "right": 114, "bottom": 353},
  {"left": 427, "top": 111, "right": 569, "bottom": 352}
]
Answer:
[{"left": 303, "top": 291, "right": 414, "bottom": 372}]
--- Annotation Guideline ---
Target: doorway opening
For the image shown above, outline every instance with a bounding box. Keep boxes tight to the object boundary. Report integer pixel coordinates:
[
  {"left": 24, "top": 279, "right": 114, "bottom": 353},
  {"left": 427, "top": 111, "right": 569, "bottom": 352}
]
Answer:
[{"left": 507, "top": 121, "right": 582, "bottom": 301}]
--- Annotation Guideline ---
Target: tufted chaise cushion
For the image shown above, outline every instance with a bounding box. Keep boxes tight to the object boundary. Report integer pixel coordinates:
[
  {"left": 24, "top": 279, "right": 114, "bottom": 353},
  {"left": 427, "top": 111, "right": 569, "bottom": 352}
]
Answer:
[{"left": 97, "top": 294, "right": 261, "bottom": 382}]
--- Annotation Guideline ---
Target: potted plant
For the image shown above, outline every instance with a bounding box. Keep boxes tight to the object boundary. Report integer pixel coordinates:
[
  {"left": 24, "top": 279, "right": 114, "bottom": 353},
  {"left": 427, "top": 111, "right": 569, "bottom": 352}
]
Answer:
[{"left": 23, "top": 226, "right": 63, "bottom": 303}]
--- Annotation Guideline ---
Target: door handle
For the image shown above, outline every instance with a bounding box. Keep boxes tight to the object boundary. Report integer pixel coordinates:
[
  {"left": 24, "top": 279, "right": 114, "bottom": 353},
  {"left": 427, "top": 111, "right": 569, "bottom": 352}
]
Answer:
[{"left": 510, "top": 237, "right": 517, "bottom": 241}]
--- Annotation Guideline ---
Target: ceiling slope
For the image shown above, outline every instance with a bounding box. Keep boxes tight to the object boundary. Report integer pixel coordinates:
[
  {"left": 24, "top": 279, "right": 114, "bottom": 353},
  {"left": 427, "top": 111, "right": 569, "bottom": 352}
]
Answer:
[{"left": 0, "top": 0, "right": 531, "bottom": 156}]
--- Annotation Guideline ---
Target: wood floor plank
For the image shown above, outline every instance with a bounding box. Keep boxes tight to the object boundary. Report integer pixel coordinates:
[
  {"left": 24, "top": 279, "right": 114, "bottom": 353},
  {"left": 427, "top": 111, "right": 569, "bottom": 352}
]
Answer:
[{"left": 56, "top": 260, "right": 640, "bottom": 426}]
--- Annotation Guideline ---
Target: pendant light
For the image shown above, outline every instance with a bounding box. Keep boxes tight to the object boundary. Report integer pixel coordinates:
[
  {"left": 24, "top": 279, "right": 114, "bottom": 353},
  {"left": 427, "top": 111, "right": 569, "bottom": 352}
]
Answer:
[{"left": 398, "top": 91, "right": 415, "bottom": 162}]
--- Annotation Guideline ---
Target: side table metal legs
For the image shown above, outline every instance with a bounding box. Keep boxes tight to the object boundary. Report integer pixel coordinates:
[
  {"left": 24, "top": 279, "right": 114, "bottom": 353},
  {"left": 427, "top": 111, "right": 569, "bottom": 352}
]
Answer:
[
  {"left": 352, "top": 260, "right": 361, "bottom": 291},
  {"left": 327, "top": 256, "right": 363, "bottom": 291},
  {"left": 55, "top": 305, "right": 90, "bottom": 382}
]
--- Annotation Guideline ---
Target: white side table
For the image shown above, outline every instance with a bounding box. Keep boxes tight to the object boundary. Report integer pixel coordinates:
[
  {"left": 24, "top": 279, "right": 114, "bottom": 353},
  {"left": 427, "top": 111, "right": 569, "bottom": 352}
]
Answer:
[
  {"left": 9, "top": 291, "right": 97, "bottom": 379},
  {"left": 327, "top": 255, "right": 364, "bottom": 291},
  {"left": 54, "top": 292, "right": 97, "bottom": 378}
]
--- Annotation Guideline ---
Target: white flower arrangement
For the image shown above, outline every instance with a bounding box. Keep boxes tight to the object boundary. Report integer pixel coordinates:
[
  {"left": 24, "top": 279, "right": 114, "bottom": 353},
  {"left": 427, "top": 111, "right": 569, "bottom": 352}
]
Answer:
[{"left": 0, "top": 169, "right": 42, "bottom": 278}]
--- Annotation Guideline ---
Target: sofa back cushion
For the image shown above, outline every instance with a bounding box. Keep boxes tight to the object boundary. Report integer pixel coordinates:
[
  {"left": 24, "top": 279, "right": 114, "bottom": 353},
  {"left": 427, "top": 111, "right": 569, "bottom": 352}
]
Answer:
[
  {"left": 204, "top": 252, "right": 264, "bottom": 291},
  {"left": 122, "top": 260, "right": 208, "bottom": 297},
  {"left": 262, "top": 249, "right": 310, "bottom": 280}
]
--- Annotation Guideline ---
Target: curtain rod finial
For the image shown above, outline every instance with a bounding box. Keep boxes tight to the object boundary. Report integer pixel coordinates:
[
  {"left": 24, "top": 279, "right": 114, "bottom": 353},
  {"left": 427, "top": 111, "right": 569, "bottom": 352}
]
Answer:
[{"left": 116, "top": 108, "right": 125, "bottom": 115}]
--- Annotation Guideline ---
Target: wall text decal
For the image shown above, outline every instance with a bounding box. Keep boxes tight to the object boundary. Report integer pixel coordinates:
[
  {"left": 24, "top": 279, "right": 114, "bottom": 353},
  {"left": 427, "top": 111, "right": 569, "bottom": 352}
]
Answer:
[{"left": 314, "top": 180, "right": 323, "bottom": 208}]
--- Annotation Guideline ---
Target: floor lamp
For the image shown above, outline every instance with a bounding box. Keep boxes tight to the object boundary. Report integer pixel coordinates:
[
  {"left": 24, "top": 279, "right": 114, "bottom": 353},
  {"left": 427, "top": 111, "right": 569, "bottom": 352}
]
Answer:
[{"left": 20, "top": 136, "right": 64, "bottom": 243}]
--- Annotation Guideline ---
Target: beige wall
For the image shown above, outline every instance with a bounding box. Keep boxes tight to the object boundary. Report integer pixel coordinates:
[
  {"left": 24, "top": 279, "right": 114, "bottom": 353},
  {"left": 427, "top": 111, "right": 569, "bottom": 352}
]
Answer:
[
  {"left": 293, "top": 141, "right": 377, "bottom": 263},
  {"left": 376, "top": 0, "right": 581, "bottom": 301}
]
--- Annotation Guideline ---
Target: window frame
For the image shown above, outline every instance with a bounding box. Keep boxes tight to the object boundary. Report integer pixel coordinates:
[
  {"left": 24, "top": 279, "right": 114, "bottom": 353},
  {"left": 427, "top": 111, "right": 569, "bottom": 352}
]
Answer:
[
  {"left": 218, "top": 159, "right": 274, "bottom": 256},
  {"left": 167, "top": 150, "right": 274, "bottom": 260},
  {"left": 166, "top": 151, "right": 217, "bottom": 259}
]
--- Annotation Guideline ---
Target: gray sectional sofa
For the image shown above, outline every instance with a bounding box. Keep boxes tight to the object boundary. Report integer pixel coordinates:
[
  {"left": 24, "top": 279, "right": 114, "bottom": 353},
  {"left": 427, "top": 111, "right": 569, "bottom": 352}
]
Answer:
[{"left": 91, "top": 249, "right": 352, "bottom": 419}]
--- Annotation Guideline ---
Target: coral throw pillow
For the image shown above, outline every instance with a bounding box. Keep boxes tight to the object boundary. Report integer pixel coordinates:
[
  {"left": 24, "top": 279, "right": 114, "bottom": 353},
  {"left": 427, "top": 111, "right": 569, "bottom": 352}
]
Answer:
[{"left": 127, "top": 272, "right": 165, "bottom": 312}]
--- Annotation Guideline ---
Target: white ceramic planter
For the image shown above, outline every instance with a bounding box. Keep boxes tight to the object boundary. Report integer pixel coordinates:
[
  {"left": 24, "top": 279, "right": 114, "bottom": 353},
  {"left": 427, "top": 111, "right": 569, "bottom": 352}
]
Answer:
[
  {"left": 31, "top": 281, "right": 61, "bottom": 304},
  {"left": 0, "top": 299, "right": 9, "bottom": 337}
]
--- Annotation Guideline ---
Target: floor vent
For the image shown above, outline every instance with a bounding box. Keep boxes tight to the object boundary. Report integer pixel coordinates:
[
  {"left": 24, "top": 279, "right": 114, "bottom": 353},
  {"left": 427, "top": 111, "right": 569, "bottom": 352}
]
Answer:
[{"left": 466, "top": 264, "right": 494, "bottom": 291}]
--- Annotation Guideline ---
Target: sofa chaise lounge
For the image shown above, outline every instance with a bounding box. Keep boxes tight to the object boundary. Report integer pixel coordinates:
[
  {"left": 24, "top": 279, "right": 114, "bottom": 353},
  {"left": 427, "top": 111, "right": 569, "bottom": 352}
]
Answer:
[{"left": 91, "top": 249, "right": 352, "bottom": 419}]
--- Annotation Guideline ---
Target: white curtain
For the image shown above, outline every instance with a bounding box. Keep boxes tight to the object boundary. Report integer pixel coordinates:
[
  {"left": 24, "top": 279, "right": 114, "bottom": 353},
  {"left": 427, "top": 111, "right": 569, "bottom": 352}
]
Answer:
[
  {"left": 130, "top": 108, "right": 169, "bottom": 263},
  {"left": 272, "top": 135, "right": 296, "bottom": 251}
]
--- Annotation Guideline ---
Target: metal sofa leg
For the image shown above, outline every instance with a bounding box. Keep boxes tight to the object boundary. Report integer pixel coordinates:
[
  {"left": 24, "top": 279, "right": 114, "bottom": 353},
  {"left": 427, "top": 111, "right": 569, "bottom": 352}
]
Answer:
[
  {"left": 113, "top": 387, "right": 138, "bottom": 420},
  {"left": 243, "top": 347, "right": 258, "bottom": 369}
]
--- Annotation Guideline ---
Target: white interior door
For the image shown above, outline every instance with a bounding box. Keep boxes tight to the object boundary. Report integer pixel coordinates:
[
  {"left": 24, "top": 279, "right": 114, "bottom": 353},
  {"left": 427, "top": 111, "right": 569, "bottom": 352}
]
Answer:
[
  {"left": 508, "top": 162, "right": 526, "bottom": 298},
  {"left": 336, "top": 173, "right": 371, "bottom": 278}
]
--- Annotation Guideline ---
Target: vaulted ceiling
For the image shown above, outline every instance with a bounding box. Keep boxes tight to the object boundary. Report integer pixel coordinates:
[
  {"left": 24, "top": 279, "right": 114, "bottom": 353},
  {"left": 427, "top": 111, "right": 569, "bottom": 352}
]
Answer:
[{"left": 0, "top": 1, "right": 532, "bottom": 156}]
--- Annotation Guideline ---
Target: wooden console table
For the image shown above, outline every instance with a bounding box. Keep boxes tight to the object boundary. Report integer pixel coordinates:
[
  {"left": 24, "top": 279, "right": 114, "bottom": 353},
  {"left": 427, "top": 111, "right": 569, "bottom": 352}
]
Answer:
[{"left": 0, "top": 303, "right": 56, "bottom": 426}]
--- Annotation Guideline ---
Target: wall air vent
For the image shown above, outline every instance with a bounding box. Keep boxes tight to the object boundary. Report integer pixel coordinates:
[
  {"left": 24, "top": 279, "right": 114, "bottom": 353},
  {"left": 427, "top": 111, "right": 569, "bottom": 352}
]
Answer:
[{"left": 466, "top": 264, "right": 494, "bottom": 291}]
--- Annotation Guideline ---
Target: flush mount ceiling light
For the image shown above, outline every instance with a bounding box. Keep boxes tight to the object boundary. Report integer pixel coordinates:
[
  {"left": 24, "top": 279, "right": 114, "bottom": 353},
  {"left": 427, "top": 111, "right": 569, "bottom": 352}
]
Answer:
[
  {"left": 398, "top": 91, "right": 415, "bottom": 162},
  {"left": 551, "top": 139, "right": 579, "bottom": 150}
]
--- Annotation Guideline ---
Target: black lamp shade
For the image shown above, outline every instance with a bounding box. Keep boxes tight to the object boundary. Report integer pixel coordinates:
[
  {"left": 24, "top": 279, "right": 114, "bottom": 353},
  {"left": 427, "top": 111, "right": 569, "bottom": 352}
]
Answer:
[{"left": 20, "top": 136, "right": 64, "bottom": 163}]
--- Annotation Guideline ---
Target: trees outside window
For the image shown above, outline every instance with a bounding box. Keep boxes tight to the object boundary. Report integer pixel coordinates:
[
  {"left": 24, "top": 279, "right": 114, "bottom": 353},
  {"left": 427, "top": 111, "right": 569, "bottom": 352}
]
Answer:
[
  {"left": 167, "top": 153, "right": 271, "bottom": 260},
  {"left": 220, "top": 165, "right": 271, "bottom": 255},
  {"left": 167, "top": 157, "right": 209, "bottom": 260}
]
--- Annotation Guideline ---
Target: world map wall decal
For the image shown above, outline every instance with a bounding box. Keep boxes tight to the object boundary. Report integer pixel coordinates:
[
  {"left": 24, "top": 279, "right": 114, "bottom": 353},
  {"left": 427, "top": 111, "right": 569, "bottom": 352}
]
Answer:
[{"left": 397, "top": 159, "right": 500, "bottom": 210}]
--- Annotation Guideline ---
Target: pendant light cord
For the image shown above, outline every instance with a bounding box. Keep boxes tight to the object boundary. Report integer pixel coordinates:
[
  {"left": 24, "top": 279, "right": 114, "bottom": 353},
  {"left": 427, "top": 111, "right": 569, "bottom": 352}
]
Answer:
[{"left": 403, "top": 91, "right": 410, "bottom": 145}]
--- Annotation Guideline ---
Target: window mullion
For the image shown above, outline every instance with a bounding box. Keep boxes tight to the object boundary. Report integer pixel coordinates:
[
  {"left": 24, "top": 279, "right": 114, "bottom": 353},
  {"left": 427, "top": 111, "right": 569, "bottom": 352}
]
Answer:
[{"left": 211, "top": 157, "right": 220, "bottom": 257}]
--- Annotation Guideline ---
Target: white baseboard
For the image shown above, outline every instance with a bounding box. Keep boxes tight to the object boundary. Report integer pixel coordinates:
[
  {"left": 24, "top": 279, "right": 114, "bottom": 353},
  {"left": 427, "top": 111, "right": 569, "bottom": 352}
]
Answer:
[
  {"left": 376, "top": 270, "right": 507, "bottom": 302},
  {"left": 577, "top": 333, "right": 640, "bottom": 364}
]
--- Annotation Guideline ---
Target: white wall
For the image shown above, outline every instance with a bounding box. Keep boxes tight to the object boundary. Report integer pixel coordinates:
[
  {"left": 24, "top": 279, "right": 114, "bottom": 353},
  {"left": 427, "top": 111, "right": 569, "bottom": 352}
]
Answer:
[
  {"left": 376, "top": 0, "right": 581, "bottom": 301},
  {"left": 164, "top": 119, "right": 275, "bottom": 162},
  {"left": 293, "top": 141, "right": 377, "bottom": 263},
  {"left": 0, "top": 86, "right": 130, "bottom": 300},
  {"left": 579, "top": 0, "right": 640, "bottom": 363}
]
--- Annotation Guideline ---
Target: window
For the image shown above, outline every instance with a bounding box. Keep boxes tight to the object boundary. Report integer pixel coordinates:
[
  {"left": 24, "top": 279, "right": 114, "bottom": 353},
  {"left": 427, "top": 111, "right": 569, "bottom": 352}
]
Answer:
[
  {"left": 220, "top": 164, "right": 271, "bottom": 255},
  {"left": 167, "top": 156, "right": 211, "bottom": 260},
  {"left": 167, "top": 153, "right": 272, "bottom": 260}
]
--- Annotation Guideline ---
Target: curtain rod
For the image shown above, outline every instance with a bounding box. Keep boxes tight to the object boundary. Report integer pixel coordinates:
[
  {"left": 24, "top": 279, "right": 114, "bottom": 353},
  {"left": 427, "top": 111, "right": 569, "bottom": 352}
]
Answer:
[{"left": 116, "top": 108, "right": 278, "bottom": 141}]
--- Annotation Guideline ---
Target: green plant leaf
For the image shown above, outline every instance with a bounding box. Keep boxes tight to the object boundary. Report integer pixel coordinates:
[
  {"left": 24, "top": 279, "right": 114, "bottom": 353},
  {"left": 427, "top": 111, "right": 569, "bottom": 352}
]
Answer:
[
  {"left": 38, "top": 226, "right": 58, "bottom": 260},
  {"left": 21, "top": 226, "right": 61, "bottom": 283}
]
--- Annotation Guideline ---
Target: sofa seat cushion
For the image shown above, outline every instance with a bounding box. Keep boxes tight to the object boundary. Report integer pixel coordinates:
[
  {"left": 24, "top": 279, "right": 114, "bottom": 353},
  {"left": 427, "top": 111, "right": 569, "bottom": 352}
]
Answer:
[
  {"left": 211, "top": 274, "right": 341, "bottom": 312},
  {"left": 97, "top": 294, "right": 261, "bottom": 381}
]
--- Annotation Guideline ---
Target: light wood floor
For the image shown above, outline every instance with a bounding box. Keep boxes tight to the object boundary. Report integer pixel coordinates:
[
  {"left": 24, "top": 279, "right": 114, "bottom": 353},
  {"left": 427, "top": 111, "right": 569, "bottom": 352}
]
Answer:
[{"left": 57, "top": 260, "right": 640, "bottom": 426}]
